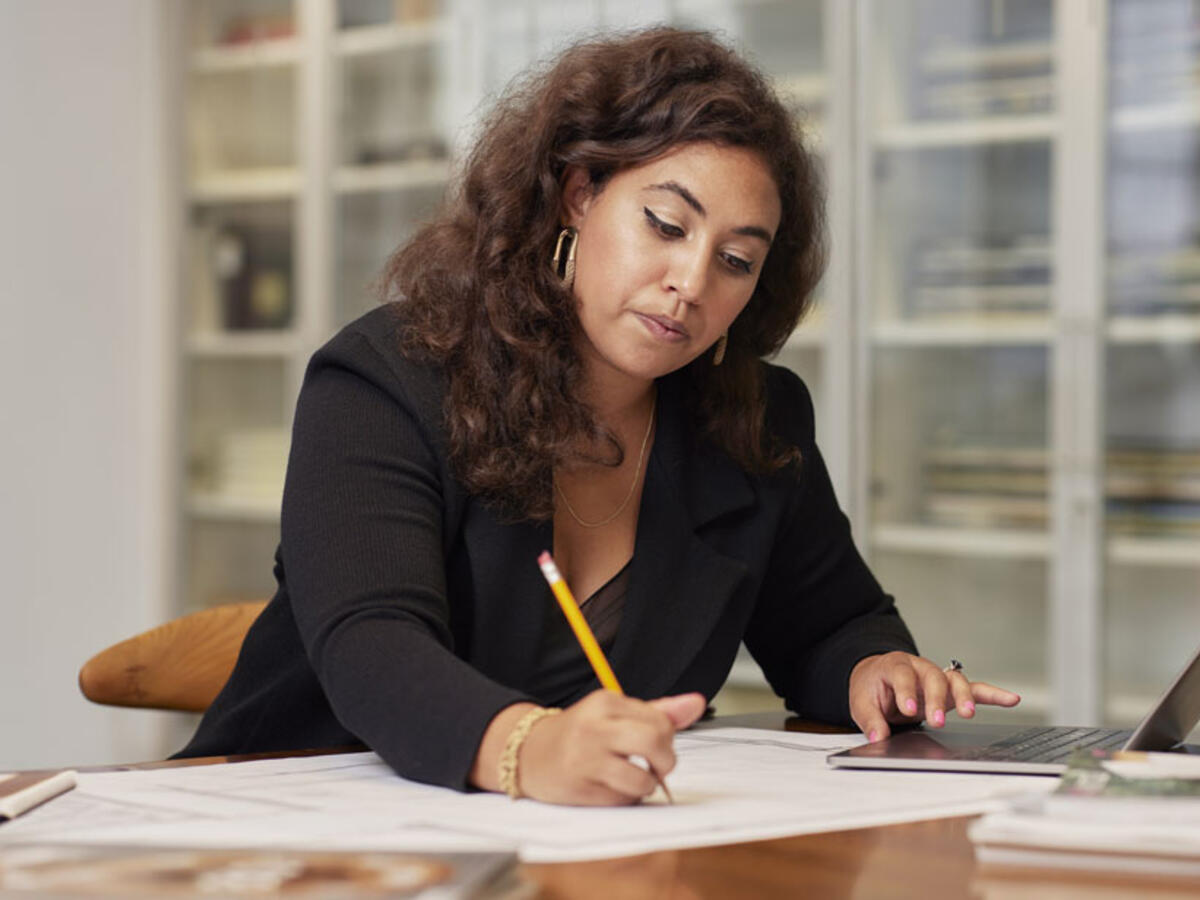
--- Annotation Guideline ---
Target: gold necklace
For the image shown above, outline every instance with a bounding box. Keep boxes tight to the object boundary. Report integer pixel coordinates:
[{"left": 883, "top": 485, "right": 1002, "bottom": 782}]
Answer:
[{"left": 555, "top": 392, "right": 657, "bottom": 529}]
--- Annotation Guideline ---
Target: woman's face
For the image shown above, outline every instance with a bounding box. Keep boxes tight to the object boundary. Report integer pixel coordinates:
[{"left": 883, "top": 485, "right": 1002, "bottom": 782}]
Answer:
[{"left": 563, "top": 142, "right": 781, "bottom": 385}]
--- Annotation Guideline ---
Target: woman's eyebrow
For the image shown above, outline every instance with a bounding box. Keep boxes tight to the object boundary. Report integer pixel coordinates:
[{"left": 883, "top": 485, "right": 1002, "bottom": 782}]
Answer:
[
  {"left": 647, "top": 180, "right": 706, "bottom": 215},
  {"left": 645, "top": 180, "right": 774, "bottom": 244}
]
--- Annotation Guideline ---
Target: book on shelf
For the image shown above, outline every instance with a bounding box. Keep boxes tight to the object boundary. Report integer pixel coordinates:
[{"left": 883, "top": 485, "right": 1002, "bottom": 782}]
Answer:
[
  {"left": 1107, "top": 475, "right": 1200, "bottom": 503},
  {"left": 1109, "top": 287, "right": 1200, "bottom": 316},
  {"left": 916, "top": 441, "right": 1200, "bottom": 535},
  {"left": 919, "top": 39, "right": 1053, "bottom": 78},
  {"left": 1107, "top": 444, "right": 1200, "bottom": 537},
  {"left": 213, "top": 428, "right": 290, "bottom": 501},
  {"left": 907, "top": 236, "right": 1051, "bottom": 319},
  {"left": 340, "top": 0, "right": 442, "bottom": 27},
  {"left": 969, "top": 747, "right": 1200, "bottom": 878},
  {"left": 913, "top": 36, "right": 1054, "bottom": 119},
  {"left": 922, "top": 492, "right": 1048, "bottom": 530},
  {"left": 1108, "top": 244, "right": 1200, "bottom": 283},
  {"left": 1107, "top": 501, "right": 1200, "bottom": 539},
  {"left": 921, "top": 74, "right": 1052, "bottom": 118},
  {"left": 919, "top": 442, "right": 1049, "bottom": 530},
  {"left": 917, "top": 84, "right": 1052, "bottom": 119},
  {"left": 1108, "top": 445, "right": 1200, "bottom": 470},
  {"left": 218, "top": 15, "right": 295, "bottom": 45},
  {"left": 1109, "top": 243, "right": 1200, "bottom": 315},
  {"left": 0, "top": 845, "right": 517, "bottom": 898},
  {"left": 910, "top": 285, "right": 1050, "bottom": 316},
  {"left": 916, "top": 237, "right": 1051, "bottom": 279},
  {"left": 925, "top": 470, "right": 1047, "bottom": 495}
]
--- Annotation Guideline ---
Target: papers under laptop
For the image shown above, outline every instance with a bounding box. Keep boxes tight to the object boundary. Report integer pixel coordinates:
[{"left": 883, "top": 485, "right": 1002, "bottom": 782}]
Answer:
[{"left": 827, "top": 644, "right": 1200, "bottom": 775}]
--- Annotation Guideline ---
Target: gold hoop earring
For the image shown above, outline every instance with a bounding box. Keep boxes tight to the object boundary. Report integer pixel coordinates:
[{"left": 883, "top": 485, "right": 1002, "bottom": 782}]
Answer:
[
  {"left": 552, "top": 226, "right": 578, "bottom": 289},
  {"left": 712, "top": 332, "right": 728, "bottom": 366}
]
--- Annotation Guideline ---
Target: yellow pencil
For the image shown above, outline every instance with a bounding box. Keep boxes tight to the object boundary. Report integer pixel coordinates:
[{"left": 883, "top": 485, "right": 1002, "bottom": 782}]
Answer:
[{"left": 537, "top": 550, "right": 674, "bottom": 804}]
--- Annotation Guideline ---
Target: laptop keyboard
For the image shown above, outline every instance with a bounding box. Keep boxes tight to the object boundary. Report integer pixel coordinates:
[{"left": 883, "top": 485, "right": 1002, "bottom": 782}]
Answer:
[{"left": 964, "top": 726, "right": 1129, "bottom": 764}]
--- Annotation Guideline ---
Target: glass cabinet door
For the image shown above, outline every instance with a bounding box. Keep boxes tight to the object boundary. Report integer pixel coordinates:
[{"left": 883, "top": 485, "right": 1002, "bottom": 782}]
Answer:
[
  {"left": 333, "top": 0, "right": 453, "bottom": 328},
  {"left": 182, "top": 0, "right": 302, "bottom": 614},
  {"left": 1104, "top": 0, "right": 1200, "bottom": 729},
  {"left": 861, "top": 0, "right": 1057, "bottom": 723}
]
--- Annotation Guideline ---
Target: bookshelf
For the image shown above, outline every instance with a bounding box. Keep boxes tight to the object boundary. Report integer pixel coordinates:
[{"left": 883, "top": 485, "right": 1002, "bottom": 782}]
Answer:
[
  {"left": 170, "top": 0, "right": 1200, "bottom": 726},
  {"left": 859, "top": 0, "right": 1200, "bottom": 731},
  {"left": 1104, "top": 0, "right": 1200, "bottom": 723}
]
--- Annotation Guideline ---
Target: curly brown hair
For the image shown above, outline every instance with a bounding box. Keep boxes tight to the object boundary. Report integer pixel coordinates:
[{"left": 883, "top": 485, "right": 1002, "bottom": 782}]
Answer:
[{"left": 379, "top": 26, "right": 827, "bottom": 520}]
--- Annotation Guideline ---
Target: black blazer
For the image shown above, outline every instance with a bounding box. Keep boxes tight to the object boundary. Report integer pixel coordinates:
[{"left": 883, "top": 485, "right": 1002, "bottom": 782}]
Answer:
[{"left": 177, "top": 305, "right": 916, "bottom": 789}]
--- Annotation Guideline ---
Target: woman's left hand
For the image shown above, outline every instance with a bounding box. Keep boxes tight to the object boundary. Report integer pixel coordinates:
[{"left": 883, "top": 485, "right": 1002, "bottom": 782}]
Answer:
[{"left": 848, "top": 651, "right": 1021, "bottom": 743}]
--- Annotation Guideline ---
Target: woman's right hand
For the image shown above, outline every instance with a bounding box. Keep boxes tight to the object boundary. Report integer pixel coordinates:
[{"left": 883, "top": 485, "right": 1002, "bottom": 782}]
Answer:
[{"left": 472, "top": 690, "right": 706, "bottom": 805}]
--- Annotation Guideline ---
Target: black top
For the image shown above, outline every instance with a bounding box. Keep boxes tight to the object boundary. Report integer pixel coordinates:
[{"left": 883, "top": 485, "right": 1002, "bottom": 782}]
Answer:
[
  {"left": 176, "top": 304, "right": 917, "bottom": 789},
  {"left": 531, "top": 560, "right": 630, "bottom": 706}
]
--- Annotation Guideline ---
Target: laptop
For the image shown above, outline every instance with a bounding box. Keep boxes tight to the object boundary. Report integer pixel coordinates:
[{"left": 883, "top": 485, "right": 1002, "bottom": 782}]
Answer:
[{"left": 826, "top": 643, "right": 1200, "bottom": 775}]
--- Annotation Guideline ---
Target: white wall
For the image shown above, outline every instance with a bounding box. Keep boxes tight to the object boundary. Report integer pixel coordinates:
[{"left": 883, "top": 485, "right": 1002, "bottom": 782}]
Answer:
[{"left": 0, "top": 1, "right": 180, "bottom": 769}]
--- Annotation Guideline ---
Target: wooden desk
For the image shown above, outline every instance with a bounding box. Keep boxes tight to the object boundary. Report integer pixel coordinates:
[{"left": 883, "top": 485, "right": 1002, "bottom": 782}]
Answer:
[
  {"left": 70, "top": 714, "right": 1199, "bottom": 898},
  {"left": 526, "top": 713, "right": 1198, "bottom": 899}
]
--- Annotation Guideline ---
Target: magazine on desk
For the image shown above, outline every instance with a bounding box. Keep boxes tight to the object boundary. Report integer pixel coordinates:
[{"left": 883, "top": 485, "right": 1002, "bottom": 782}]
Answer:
[
  {"left": 0, "top": 844, "right": 517, "bottom": 898},
  {"left": 969, "top": 747, "right": 1200, "bottom": 877}
]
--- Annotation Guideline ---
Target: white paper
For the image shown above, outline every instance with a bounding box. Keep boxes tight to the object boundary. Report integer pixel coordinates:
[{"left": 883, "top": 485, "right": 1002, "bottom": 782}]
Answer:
[
  {"left": 0, "top": 729, "right": 1055, "bottom": 863},
  {"left": 969, "top": 810, "right": 1200, "bottom": 855}
]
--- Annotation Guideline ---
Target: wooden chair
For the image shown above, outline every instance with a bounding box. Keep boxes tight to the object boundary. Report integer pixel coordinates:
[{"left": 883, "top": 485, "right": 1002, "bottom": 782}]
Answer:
[{"left": 78, "top": 601, "right": 268, "bottom": 712}]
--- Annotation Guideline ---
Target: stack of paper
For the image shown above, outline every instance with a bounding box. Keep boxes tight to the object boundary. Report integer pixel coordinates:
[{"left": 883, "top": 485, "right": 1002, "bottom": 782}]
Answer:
[
  {"left": 0, "top": 730, "right": 1053, "bottom": 865},
  {"left": 970, "top": 748, "right": 1200, "bottom": 878}
]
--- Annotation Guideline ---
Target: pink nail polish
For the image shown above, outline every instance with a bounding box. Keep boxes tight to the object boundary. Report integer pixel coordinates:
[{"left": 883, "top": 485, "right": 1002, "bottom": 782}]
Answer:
[
  {"left": 932, "top": 709, "right": 944, "bottom": 726},
  {"left": 905, "top": 698, "right": 917, "bottom": 715},
  {"left": 964, "top": 701, "right": 975, "bottom": 715},
  {"left": 868, "top": 730, "right": 878, "bottom": 742}
]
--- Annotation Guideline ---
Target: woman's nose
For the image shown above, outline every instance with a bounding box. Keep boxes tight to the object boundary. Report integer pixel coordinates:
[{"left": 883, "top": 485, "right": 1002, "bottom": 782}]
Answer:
[{"left": 663, "top": 246, "right": 709, "bottom": 305}]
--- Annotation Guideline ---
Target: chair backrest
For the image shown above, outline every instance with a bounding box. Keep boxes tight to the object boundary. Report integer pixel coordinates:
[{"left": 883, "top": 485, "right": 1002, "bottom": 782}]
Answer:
[{"left": 78, "top": 600, "right": 268, "bottom": 712}]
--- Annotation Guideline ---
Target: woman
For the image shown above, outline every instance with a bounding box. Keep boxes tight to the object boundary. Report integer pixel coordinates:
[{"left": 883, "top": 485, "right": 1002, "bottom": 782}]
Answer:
[{"left": 179, "top": 27, "right": 1019, "bottom": 804}]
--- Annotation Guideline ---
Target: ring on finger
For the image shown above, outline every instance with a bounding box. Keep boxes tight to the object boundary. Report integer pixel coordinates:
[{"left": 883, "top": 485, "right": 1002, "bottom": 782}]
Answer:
[{"left": 942, "top": 658, "right": 964, "bottom": 676}]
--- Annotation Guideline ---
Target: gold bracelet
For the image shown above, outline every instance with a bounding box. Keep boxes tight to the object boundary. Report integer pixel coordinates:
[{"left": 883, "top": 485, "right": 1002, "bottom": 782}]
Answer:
[{"left": 497, "top": 706, "right": 561, "bottom": 799}]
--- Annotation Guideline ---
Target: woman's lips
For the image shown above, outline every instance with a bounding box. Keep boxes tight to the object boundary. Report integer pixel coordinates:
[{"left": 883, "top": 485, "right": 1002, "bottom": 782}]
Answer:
[{"left": 635, "top": 312, "right": 689, "bottom": 342}]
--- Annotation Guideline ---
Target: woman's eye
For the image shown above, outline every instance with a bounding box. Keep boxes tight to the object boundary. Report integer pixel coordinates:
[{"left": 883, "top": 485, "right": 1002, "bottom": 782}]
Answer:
[
  {"left": 644, "top": 208, "right": 753, "bottom": 275},
  {"left": 723, "top": 254, "right": 753, "bottom": 274},
  {"left": 644, "top": 207, "right": 684, "bottom": 238}
]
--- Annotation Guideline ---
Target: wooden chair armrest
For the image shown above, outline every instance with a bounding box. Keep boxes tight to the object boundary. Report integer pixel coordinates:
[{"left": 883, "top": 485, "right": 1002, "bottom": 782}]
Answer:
[{"left": 78, "top": 600, "right": 268, "bottom": 712}]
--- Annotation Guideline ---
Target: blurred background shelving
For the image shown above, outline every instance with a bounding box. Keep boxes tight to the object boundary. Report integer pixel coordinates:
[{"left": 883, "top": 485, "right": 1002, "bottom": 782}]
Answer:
[
  {"left": 171, "top": 0, "right": 1200, "bottom": 736},
  {"left": 1102, "top": 0, "right": 1200, "bottom": 729},
  {"left": 180, "top": 0, "right": 303, "bottom": 671}
]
